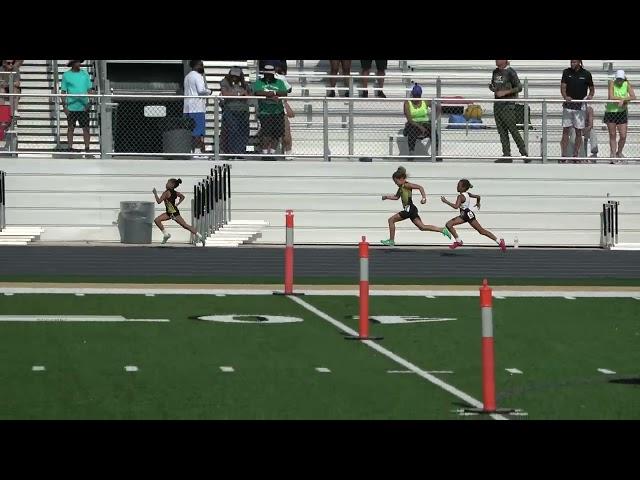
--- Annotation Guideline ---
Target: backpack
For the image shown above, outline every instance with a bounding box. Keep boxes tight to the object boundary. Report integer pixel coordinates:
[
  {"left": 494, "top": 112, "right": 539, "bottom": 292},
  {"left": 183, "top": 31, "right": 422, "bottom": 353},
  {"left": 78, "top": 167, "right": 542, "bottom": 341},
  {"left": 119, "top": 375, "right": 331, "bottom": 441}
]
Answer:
[{"left": 464, "top": 104, "right": 483, "bottom": 121}]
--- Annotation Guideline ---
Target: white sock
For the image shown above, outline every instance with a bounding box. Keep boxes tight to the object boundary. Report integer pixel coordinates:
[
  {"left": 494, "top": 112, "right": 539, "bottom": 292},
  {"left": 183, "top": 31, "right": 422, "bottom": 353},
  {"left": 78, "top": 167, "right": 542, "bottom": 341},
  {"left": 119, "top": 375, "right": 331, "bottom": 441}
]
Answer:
[
  {"left": 456, "top": 237, "right": 463, "bottom": 244},
  {"left": 163, "top": 231, "right": 170, "bottom": 237}
]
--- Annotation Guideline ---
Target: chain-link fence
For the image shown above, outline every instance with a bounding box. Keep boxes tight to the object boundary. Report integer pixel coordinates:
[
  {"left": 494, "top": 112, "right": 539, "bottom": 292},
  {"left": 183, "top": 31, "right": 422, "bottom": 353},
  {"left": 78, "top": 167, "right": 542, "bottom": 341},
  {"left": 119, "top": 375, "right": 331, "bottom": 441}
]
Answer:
[{"left": 3, "top": 92, "right": 640, "bottom": 163}]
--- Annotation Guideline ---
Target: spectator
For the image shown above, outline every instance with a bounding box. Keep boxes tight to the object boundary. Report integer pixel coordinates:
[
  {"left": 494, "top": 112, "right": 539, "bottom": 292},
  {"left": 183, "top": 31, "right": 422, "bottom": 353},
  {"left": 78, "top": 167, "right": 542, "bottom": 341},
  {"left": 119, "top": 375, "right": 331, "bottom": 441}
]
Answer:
[
  {"left": 275, "top": 63, "right": 295, "bottom": 159},
  {"left": 569, "top": 105, "right": 599, "bottom": 162},
  {"left": 220, "top": 66, "right": 251, "bottom": 159},
  {"left": 184, "top": 60, "right": 212, "bottom": 159},
  {"left": 0, "top": 60, "right": 21, "bottom": 146},
  {"left": 252, "top": 64, "right": 288, "bottom": 159},
  {"left": 605, "top": 69, "right": 636, "bottom": 163},
  {"left": 560, "top": 60, "right": 595, "bottom": 161},
  {"left": 402, "top": 84, "right": 438, "bottom": 158},
  {"left": 489, "top": 60, "right": 529, "bottom": 163},
  {"left": 360, "top": 60, "right": 387, "bottom": 98},
  {"left": 327, "top": 60, "right": 352, "bottom": 97},
  {"left": 61, "top": 60, "right": 93, "bottom": 155}
]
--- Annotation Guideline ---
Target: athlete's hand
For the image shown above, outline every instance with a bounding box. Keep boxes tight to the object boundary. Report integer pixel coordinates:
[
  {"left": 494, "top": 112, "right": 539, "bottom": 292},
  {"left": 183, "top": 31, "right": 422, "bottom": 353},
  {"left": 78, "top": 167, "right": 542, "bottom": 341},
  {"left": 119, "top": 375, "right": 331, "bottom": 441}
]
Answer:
[
  {"left": 420, "top": 197, "right": 426, "bottom": 204},
  {"left": 440, "top": 196, "right": 447, "bottom": 203},
  {"left": 152, "top": 188, "right": 157, "bottom": 195},
  {"left": 381, "top": 195, "right": 386, "bottom": 200},
  {"left": 476, "top": 202, "right": 481, "bottom": 210}
]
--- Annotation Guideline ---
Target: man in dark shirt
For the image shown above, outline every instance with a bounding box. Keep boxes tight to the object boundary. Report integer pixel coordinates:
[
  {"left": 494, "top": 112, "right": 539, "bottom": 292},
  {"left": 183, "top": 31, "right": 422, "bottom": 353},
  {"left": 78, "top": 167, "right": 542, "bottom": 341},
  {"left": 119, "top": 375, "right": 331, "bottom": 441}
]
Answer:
[
  {"left": 489, "top": 60, "right": 529, "bottom": 163},
  {"left": 560, "top": 60, "right": 595, "bottom": 160}
]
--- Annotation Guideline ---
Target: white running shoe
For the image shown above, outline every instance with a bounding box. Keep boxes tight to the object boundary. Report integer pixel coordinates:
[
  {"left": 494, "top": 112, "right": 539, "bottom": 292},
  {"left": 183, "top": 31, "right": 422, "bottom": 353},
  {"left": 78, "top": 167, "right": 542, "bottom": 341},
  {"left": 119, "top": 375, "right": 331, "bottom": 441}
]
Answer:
[{"left": 161, "top": 233, "right": 171, "bottom": 244}]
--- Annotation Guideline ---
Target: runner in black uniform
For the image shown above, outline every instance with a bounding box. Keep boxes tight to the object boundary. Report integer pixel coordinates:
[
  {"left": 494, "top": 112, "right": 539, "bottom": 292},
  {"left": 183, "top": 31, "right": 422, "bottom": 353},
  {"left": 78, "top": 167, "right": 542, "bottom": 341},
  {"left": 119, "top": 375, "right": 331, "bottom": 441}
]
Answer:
[
  {"left": 152, "top": 178, "right": 205, "bottom": 246},
  {"left": 441, "top": 178, "right": 506, "bottom": 252},
  {"left": 380, "top": 166, "right": 451, "bottom": 246}
]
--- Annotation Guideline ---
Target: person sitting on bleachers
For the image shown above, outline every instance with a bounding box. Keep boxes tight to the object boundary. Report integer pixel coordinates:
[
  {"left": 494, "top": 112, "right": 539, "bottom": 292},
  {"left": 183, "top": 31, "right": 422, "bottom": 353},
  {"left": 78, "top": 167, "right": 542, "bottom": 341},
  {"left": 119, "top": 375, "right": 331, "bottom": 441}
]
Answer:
[{"left": 403, "top": 84, "right": 438, "bottom": 158}]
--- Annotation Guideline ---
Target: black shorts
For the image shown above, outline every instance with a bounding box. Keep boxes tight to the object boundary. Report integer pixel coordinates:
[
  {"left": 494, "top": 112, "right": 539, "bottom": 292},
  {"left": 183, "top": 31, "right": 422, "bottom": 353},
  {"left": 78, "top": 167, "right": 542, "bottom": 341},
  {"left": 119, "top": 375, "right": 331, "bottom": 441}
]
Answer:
[
  {"left": 259, "top": 113, "right": 285, "bottom": 140},
  {"left": 399, "top": 204, "right": 419, "bottom": 221},
  {"left": 67, "top": 111, "right": 90, "bottom": 129},
  {"left": 459, "top": 208, "right": 476, "bottom": 223},
  {"left": 360, "top": 60, "right": 388, "bottom": 71},
  {"left": 166, "top": 210, "right": 180, "bottom": 219},
  {"left": 603, "top": 111, "right": 628, "bottom": 125}
]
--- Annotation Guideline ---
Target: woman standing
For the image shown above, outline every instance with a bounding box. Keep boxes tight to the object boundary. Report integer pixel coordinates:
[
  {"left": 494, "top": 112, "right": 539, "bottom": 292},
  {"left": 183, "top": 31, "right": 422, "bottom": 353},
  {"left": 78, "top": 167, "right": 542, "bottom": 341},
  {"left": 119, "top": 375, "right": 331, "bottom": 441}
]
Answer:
[{"left": 605, "top": 69, "right": 636, "bottom": 163}]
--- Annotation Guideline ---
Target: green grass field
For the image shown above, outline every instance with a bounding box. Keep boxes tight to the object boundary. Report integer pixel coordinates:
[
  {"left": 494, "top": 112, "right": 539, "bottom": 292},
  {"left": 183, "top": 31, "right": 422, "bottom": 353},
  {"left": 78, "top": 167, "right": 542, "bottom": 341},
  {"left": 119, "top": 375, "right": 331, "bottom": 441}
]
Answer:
[{"left": 0, "top": 290, "right": 638, "bottom": 419}]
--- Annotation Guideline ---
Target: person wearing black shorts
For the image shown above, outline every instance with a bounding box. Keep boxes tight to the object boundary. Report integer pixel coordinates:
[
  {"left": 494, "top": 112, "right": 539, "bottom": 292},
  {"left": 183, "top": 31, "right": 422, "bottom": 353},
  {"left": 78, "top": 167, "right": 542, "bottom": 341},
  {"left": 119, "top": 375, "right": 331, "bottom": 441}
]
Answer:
[
  {"left": 360, "top": 60, "right": 387, "bottom": 98},
  {"left": 152, "top": 178, "right": 205, "bottom": 246},
  {"left": 380, "top": 166, "right": 451, "bottom": 246},
  {"left": 441, "top": 178, "right": 506, "bottom": 252}
]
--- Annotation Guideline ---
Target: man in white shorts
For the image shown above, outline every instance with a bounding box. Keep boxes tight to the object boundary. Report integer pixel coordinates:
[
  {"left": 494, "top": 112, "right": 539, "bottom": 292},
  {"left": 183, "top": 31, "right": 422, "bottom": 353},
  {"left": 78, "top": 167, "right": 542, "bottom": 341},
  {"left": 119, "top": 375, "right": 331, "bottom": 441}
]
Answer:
[{"left": 560, "top": 60, "right": 595, "bottom": 160}]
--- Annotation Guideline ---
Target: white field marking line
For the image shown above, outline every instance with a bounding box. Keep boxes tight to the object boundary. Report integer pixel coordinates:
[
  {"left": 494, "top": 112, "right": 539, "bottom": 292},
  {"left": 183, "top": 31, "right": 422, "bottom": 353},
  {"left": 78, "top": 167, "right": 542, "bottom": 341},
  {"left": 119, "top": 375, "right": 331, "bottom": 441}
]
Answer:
[
  {"left": 425, "top": 295, "right": 436, "bottom": 299},
  {"left": 505, "top": 368, "right": 523, "bottom": 374},
  {"left": 220, "top": 366, "right": 235, "bottom": 372},
  {"left": 215, "top": 294, "right": 226, "bottom": 297},
  {"left": 597, "top": 368, "right": 616, "bottom": 375},
  {"left": 634, "top": 297, "right": 640, "bottom": 301},
  {"left": 124, "top": 366, "right": 138, "bottom": 372},
  {"left": 0, "top": 315, "right": 169, "bottom": 322},
  {"left": 564, "top": 296, "right": 576, "bottom": 300},
  {"left": 3, "top": 293, "right": 14, "bottom": 296},
  {"left": 288, "top": 295, "right": 508, "bottom": 421},
  {"left": 315, "top": 367, "right": 331, "bottom": 373},
  {"left": 1, "top": 287, "right": 639, "bottom": 298},
  {"left": 145, "top": 293, "right": 155, "bottom": 297},
  {"left": 494, "top": 295, "right": 506, "bottom": 299},
  {"left": 32, "top": 366, "right": 46, "bottom": 371},
  {"left": 388, "top": 370, "right": 454, "bottom": 374},
  {"left": 74, "top": 293, "right": 85, "bottom": 297}
]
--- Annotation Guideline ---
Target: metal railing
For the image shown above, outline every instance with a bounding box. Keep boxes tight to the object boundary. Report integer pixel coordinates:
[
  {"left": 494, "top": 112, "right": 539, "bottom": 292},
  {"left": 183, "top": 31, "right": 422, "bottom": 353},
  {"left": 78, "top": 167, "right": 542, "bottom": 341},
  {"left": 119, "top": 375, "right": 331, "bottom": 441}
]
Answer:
[{"left": 3, "top": 92, "right": 640, "bottom": 163}]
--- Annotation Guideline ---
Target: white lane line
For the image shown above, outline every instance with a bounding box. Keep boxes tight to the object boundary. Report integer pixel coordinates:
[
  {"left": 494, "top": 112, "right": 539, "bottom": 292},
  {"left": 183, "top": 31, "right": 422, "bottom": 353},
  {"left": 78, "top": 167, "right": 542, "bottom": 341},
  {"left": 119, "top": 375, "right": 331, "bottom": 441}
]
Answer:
[
  {"left": 145, "top": 293, "right": 155, "bottom": 297},
  {"left": 388, "top": 370, "right": 454, "bottom": 374},
  {"left": 215, "top": 294, "right": 226, "bottom": 297},
  {"left": 425, "top": 295, "right": 436, "bottom": 299},
  {"left": 564, "top": 296, "right": 576, "bottom": 300},
  {"left": 289, "top": 295, "right": 508, "bottom": 421},
  {"left": 3, "top": 293, "right": 14, "bottom": 296},
  {"left": 494, "top": 295, "right": 506, "bottom": 299},
  {"left": 597, "top": 368, "right": 616, "bottom": 375},
  {"left": 0, "top": 315, "right": 169, "bottom": 322},
  {"left": 315, "top": 367, "right": 331, "bottom": 373},
  {"left": 124, "top": 366, "right": 138, "bottom": 372},
  {"left": 1, "top": 287, "right": 639, "bottom": 298},
  {"left": 75, "top": 293, "right": 85, "bottom": 297},
  {"left": 220, "top": 366, "right": 235, "bottom": 372},
  {"left": 32, "top": 366, "right": 46, "bottom": 371},
  {"left": 505, "top": 368, "right": 523, "bottom": 374}
]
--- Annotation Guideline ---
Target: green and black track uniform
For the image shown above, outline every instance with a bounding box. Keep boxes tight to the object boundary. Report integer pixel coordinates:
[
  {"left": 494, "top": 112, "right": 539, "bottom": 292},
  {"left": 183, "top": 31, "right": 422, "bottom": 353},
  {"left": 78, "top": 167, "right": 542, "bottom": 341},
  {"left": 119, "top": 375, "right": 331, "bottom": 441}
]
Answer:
[
  {"left": 164, "top": 189, "right": 180, "bottom": 219},
  {"left": 397, "top": 184, "right": 419, "bottom": 220}
]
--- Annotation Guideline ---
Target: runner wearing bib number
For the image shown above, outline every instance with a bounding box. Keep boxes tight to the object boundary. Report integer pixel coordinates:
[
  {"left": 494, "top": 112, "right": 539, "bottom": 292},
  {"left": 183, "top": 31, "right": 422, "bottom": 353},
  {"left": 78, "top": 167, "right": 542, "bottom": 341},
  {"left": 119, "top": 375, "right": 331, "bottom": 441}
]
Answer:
[
  {"left": 440, "top": 179, "right": 506, "bottom": 252},
  {"left": 380, "top": 166, "right": 451, "bottom": 246}
]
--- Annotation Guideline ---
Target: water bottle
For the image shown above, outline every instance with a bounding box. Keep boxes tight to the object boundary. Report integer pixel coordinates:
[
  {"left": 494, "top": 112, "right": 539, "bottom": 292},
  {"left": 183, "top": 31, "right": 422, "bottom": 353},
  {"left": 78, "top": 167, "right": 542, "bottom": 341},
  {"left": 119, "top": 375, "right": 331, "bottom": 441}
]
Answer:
[{"left": 514, "top": 236, "right": 519, "bottom": 248}]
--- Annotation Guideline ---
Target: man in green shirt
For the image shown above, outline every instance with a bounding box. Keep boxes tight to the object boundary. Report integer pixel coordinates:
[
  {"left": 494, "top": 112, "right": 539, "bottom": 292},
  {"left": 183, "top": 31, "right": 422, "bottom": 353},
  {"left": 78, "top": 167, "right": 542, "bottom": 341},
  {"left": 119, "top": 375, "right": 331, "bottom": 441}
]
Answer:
[
  {"left": 61, "top": 60, "right": 94, "bottom": 155},
  {"left": 252, "top": 64, "right": 288, "bottom": 159}
]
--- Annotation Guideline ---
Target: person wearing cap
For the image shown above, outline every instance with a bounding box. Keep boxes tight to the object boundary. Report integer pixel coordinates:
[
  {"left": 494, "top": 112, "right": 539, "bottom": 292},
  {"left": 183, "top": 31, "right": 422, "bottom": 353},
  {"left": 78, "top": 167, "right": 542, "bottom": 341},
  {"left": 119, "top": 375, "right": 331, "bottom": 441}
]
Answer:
[
  {"left": 252, "top": 64, "right": 289, "bottom": 159},
  {"left": 184, "top": 60, "right": 212, "bottom": 159},
  {"left": 560, "top": 60, "right": 595, "bottom": 161},
  {"left": 605, "top": 69, "right": 636, "bottom": 162},
  {"left": 402, "top": 84, "right": 438, "bottom": 158},
  {"left": 220, "top": 66, "right": 251, "bottom": 158},
  {"left": 61, "top": 60, "right": 94, "bottom": 155},
  {"left": 489, "top": 60, "right": 528, "bottom": 163}
]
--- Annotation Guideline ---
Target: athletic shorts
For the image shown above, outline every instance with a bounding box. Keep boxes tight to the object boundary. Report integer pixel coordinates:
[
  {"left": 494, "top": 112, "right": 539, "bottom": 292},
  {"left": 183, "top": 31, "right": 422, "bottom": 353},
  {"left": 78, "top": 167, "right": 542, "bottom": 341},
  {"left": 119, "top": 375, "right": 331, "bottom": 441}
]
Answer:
[
  {"left": 186, "top": 112, "right": 206, "bottom": 137},
  {"left": 459, "top": 208, "right": 476, "bottom": 223},
  {"left": 67, "top": 110, "right": 90, "bottom": 129},
  {"left": 398, "top": 203, "right": 419, "bottom": 220},
  {"left": 258, "top": 113, "right": 285, "bottom": 140},
  {"left": 562, "top": 107, "right": 586, "bottom": 129},
  {"left": 603, "top": 111, "right": 628, "bottom": 125}
]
